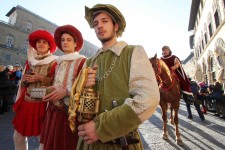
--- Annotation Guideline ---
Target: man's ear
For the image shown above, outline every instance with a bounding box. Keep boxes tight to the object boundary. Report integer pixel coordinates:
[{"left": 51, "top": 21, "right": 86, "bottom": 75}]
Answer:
[
  {"left": 114, "top": 23, "right": 119, "bottom": 32},
  {"left": 74, "top": 42, "right": 77, "bottom": 51}
]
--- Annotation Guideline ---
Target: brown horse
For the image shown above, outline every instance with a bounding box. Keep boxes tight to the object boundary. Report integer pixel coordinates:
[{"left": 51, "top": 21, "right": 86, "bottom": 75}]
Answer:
[{"left": 149, "top": 54, "right": 183, "bottom": 146}]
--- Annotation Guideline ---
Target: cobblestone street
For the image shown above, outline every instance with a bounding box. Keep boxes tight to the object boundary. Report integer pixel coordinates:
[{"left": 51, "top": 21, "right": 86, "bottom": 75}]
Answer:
[
  {"left": 0, "top": 100, "right": 225, "bottom": 150},
  {"left": 140, "top": 101, "right": 225, "bottom": 150}
]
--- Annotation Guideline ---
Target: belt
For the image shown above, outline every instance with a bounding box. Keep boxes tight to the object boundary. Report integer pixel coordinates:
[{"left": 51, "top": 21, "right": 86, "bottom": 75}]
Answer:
[{"left": 107, "top": 137, "right": 140, "bottom": 145}]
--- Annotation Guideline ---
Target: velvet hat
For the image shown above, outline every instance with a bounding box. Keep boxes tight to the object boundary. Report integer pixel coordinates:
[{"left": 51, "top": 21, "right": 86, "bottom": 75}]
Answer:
[
  {"left": 54, "top": 25, "right": 83, "bottom": 52},
  {"left": 28, "top": 30, "right": 56, "bottom": 53},
  {"left": 85, "top": 4, "right": 126, "bottom": 37}
]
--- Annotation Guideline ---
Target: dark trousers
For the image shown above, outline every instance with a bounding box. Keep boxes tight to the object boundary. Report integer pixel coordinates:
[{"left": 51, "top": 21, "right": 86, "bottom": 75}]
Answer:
[
  {"left": 186, "top": 100, "right": 205, "bottom": 120},
  {"left": 0, "top": 95, "right": 11, "bottom": 114}
]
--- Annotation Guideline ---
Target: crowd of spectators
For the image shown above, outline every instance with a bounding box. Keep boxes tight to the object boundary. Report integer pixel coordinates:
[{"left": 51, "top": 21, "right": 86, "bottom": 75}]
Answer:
[
  {"left": 0, "top": 64, "right": 22, "bottom": 114},
  {"left": 188, "top": 79, "right": 225, "bottom": 119}
]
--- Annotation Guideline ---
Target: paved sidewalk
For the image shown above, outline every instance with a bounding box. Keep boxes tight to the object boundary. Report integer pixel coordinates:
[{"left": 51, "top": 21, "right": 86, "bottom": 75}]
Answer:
[
  {"left": 0, "top": 107, "right": 39, "bottom": 150},
  {"left": 140, "top": 100, "right": 225, "bottom": 150},
  {"left": 0, "top": 100, "right": 225, "bottom": 150}
]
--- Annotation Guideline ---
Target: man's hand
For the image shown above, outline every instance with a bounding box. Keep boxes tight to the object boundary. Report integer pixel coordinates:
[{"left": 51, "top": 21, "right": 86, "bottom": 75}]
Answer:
[
  {"left": 42, "top": 86, "right": 66, "bottom": 102},
  {"left": 25, "top": 73, "right": 43, "bottom": 83},
  {"left": 85, "top": 65, "right": 98, "bottom": 87},
  {"left": 78, "top": 120, "right": 99, "bottom": 144},
  {"left": 171, "top": 66, "right": 176, "bottom": 71}
]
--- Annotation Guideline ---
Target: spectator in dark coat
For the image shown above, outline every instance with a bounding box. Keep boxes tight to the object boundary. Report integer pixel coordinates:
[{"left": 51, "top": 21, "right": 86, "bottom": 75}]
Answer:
[
  {"left": 0, "top": 66, "right": 17, "bottom": 114},
  {"left": 209, "top": 82, "right": 225, "bottom": 118},
  {"left": 10, "top": 64, "right": 22, "bottom": 104}
]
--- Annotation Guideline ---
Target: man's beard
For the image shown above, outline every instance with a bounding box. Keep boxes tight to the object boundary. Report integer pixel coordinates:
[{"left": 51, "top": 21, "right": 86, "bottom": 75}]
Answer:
[
  {"left": 98, "top": 30, "right": 116, "bottom": 43},
  {"left": 99, "top": 36, "right": 113, "bottom": 43}
]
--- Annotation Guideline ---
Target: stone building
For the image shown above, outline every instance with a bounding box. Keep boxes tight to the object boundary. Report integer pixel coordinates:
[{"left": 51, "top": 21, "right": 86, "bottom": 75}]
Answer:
[
  {"left": 188, "top": 0, "right": 225, "bottom": 85},
  {"left": 0, "top": 5, "right": 98, "bottom": 66},
  {"left": 182, "top": 51, "right": 196, "bottom": 80}
]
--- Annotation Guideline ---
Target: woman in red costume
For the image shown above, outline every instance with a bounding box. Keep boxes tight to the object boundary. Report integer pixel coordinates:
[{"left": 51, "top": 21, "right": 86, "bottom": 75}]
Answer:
[
  {"left": 161, "top": 45, "right": 192, "bottom": 96},
  {"left": 12, "top": 30, "right": 58, "bottom": 150}
]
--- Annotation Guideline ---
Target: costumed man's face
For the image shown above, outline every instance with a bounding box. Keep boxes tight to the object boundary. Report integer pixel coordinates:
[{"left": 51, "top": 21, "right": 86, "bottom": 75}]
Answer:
[
  {"left": 61, "top": 33, "right": 77, "bottom": 54},
  {"left": 93, "top": 12, "right": 119, "bottom": 43},
  {"left": 36, "top": 39, "right": 50, "bottom": 55},
  {"left": 162, "top": 48, "right": 170, "bottom": 56}
]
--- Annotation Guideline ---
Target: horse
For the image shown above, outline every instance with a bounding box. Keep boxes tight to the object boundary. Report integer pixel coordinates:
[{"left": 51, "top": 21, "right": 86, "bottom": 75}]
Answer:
[{"left": 149, "top": 54, "right": 183, "bottom": 146}]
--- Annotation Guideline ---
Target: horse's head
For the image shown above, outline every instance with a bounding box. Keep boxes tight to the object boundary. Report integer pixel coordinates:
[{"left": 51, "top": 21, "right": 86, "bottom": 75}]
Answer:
[
  {"left": 149, "top": 53, "right": 161, "bottom": 76},
  {"left": 149, "top": 53, "right": 173, "bottom": 83},
  {"left": 149, "top": 54, "right": 178, "bottom": 92},
  {"left": 149, "top": 53, "right": 162, "bottom": 83}
]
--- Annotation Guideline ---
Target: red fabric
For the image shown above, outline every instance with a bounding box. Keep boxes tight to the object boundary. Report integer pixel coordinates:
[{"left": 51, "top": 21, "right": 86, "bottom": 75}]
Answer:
[
  {"left": 12, "top": 60, "right": 57, "bottom": 136},
  {"left": 161, "top": 55, "right": 191, "bottom": 94},
  {"left": 12, "top": 95, "right": 47, "bottom": 136},
  {"left": 199, "top": 82, "right": 206, "bottom": 87},
  {"left": 49, "top": 61, "right": 57, "bottom": 77},
  {"left": 40, "top": 103, "right": 78, "bottom": 150},
  {"left": 29, "top": 30, "right": 56, "bottom": 53},
  {"left": 54, "top": 25, "right": 83, "bottom": 52},
  {"left": 40, "top": 58, "right": 85, "bottom": 149},
  {"left": 78, "top": 58, "right": 86, "bottom": 73}
]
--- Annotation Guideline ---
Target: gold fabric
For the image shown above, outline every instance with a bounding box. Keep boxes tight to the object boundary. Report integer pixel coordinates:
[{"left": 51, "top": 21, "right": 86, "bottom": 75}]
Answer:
[
  {"left": 68, "top": 67, "right": 88, "bottom": 132},
  {"left": 24, "top": 61, "right": 56, "bottom": 102}
]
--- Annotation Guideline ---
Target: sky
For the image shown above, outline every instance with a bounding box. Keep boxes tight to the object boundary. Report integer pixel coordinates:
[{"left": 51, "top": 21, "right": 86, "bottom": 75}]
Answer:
[{"left": 0, "top": 0, "right": 193, "bottom": 60}]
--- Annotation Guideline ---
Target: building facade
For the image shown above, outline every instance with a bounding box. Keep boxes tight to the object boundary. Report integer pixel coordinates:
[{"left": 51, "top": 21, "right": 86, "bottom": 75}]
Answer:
[
  {"left": 182, "top": 52, "right": 196, "bottom": 80},
  {"left": 0, "top": 5, "right": 98, "bottom": 66},
  {"left": 188, "top": 0, "right": 225, "bottom": 85}
]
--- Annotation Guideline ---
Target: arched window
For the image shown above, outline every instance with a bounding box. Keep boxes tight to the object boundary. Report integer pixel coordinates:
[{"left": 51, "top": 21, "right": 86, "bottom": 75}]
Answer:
[
  {"left": 209, "top": 56, "right": 216, "bottom": 81},
  {"left": 204, "top": 23, "right": 208, "bottom": 45},
  {"left": 207, "top": 13, "right": 214, "bottom": 38}
]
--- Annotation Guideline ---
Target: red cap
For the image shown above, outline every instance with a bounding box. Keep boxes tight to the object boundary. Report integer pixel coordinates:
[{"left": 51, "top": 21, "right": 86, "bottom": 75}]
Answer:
[{"left": 29, "top": 30, "right": 56, "bottom": 53}]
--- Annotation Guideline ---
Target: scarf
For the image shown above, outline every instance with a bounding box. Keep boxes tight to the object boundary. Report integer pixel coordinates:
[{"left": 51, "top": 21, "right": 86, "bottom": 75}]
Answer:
[
  {"left": 56, "top": 52, "right": 86, "bottom": 64},
  {"left": 27, "top": 45, "right": 58, "bottom": 66}
]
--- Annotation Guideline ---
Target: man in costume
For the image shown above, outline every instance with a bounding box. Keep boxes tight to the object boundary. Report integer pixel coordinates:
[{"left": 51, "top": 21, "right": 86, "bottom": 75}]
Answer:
[
  {"left": 40, "top": 25, "right": 86, "bottom": 150},
  {"left": 12, "top": 30, "right": 58, "bottom": 150},
  {"left": 74, "top": 4, "right": 160, "bottom": 150},
  {"left": 160, "top": 46, "right": 201, "bottom": 118},
  {"left": 161, "top": 45, "right": 192, "bottom": 96}
]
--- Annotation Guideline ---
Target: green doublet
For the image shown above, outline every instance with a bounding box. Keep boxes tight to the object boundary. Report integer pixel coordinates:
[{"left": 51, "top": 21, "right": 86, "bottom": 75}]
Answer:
[{"left": 76, "top": 46, "right": 143, "bottom": 150}]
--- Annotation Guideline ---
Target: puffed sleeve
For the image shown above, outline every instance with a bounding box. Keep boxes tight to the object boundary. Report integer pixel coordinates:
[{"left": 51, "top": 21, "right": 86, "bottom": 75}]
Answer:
[
  {"left": 95, "top": 46, "right": 160, "bottom": 142},
  {"left": 125, "top": 45, "right": 160, "bottom": 122}
]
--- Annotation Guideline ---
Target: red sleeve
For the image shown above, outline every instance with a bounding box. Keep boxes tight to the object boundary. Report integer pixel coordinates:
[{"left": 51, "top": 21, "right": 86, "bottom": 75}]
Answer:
[
  {"left": 23, "top": 60, "right": 30, "bottom": 74},
  {"left": 48, "top": 61, "right": 58, "bottom": 77},
  {"left": 77, "top": 58, "right": 86, "bottom": 74}
]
